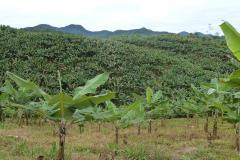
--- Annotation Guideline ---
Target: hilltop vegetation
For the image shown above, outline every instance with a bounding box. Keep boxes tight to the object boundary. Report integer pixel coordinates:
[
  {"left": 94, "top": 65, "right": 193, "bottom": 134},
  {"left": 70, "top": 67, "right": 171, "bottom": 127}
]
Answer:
[
  {"left": 23, "top": 24, "right": 211, "bottom": 38},
  {"left": 0, "top": 26, "right": 235, "bottom": 104},
  {"left": 23, "top": 24, "right": 167, "bottom": 38}
]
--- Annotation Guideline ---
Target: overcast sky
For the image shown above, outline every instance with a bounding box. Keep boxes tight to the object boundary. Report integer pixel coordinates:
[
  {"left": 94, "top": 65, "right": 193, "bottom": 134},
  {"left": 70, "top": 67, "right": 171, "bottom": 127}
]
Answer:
[{"left": 0, "top": 0, "right": 240, "bottom": 34}]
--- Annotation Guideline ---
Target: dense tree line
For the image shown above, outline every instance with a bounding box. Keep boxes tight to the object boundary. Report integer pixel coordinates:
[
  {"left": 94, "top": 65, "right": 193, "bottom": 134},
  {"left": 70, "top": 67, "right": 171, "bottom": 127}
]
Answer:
[{"left": 0, "top": 26, "right": 236, "bottom": 104}]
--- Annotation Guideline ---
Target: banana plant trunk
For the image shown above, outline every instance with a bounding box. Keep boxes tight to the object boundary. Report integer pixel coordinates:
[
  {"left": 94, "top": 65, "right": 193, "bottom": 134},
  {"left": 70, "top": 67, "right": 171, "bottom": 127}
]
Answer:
[
  {"left": 18, "top": 116, "right": 24, "bottom": 127},
  {"left": 79, "top": 124, "right": 84, "bottom": 134},
  {"left": 186, "top": 114, "right": 190, "bottom": 128},
  {"left": 195, "top": 116, "right": 199, "bottom": 128},
  {"left": 148, "top": 119, "right": 152, "bottom": 134},
  {"left": 25, "top": 115, "right": 29, "bottom": 126},
  {"left": 0, "top": 110, "right": 4, "bottom": 122},
  {"left": 98, "top": 122, "right": 101, "bottom": 132},
  {"left": 204, "top": 115, "right": 209, "bottom": 133},
  {"left": 138, "top": 124, "right": 141, "bottom": 135},
  {"left": 115, "top": 126, "right": 119, "bottom": 144},
  {"left": 57, "top": 120, "right": 66, "bottom": 160},
  {"left": 236, "top": 123, "right": 240, "bottom": 152},
  {"left": 212, "top": 111, "right": 218, "bottom": 139}
]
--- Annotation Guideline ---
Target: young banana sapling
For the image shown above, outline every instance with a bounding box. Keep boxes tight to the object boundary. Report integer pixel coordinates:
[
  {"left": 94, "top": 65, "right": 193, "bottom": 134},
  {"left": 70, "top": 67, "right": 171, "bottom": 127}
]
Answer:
[{"left": 144, "top": 87, "right": 168, "bottom": 134}]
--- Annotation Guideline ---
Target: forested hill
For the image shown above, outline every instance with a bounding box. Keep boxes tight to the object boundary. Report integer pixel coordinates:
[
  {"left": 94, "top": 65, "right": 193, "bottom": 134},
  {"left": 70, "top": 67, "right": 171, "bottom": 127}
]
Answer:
[
  {"left": 23, "top": 24, "right": 211, "bottom": 38},
  {"left": 23, "top": 24, "right": 167, "bottom": 38},
  {"left": 0, "top": 26, "right": 235, "bottom": 104}
]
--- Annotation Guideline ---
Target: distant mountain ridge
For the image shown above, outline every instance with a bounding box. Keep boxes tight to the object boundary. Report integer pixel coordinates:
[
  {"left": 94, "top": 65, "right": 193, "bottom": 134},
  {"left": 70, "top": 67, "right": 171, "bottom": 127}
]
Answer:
[{"left": 23, "top": 24, "right": 212, "bottom": 38}]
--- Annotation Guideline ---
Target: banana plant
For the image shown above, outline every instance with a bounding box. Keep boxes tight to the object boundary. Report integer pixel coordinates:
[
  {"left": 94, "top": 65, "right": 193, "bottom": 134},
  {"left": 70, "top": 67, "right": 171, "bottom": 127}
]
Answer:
[
  {"left": 91, "top": 106, "right": 115, "bottom": 132},
  {"left": 181, "top": 99, "right": 202, "bottom": 120},
  {"left": 49, "top": 71, "right": 116, "bottom": 160},
  {"left": 198, "top": 79, "right": 227, "bottom": 138},
  {"left": 192, "top": 78, "right": 228, "bottom": 137},
  {"left": 72, "top": 106, "right": 111, "bottom": 133},
  {"left": 191, "top": 84, "right": 212, "bottom": 133},
  {"left": 119, "top": 99, "right": 145, "bottom": 129},
  {"left": 0, "top": 92, "right": 9, "bottom": 122},
  {"left": 0, "top": 76, "right": 48, "bottom": 125},
  {"left": 3, "top": 71, "right": 116, "bottom": 160},
  {"left": 180, "top": 98, "right": 204, "bottom": 139},
  {"left": 28, "top": 101, "right": 59, "bottom": 126},
  {"left": 224, "top": 101, "right": 240, "bottom": 152},
  {"left": 147, "top": 100, "right": 172, "bottom": 128},
  {"left": 219, "top": 21, "right": 240, "bottom": 152},
  {"left": 182, "top": 99, "right": 198, "bottom": 116},
  {"left": 143, "top": 87, "right": 167, "bottom": 133},
  {"left": 101, "top": 100, "right": 145, "bottom": 144}
]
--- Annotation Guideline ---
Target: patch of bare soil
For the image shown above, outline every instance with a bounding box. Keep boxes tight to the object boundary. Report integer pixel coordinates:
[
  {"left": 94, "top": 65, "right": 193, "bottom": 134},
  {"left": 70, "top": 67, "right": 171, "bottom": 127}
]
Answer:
[
  {"left": 173, "top": 146, "right": 196, "bottom": 160},
  {"left": 0, "top": 127, "right": 31, "bottom": 140},
  {"left": 72, "top": 155, "right": 99, "bottom": 160}
]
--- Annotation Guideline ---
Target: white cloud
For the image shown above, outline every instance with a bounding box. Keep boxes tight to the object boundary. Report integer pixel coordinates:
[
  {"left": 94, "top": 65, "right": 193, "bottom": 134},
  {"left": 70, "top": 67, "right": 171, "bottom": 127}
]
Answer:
[{"left": 0, "top": 0, "right": 240, "bottom": 33}]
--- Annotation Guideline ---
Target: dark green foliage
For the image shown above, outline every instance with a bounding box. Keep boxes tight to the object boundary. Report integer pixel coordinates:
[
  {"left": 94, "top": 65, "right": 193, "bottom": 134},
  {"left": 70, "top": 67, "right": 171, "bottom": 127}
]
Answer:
[{"left": 0, "top": 26, "right": 236, "bottom": 104}]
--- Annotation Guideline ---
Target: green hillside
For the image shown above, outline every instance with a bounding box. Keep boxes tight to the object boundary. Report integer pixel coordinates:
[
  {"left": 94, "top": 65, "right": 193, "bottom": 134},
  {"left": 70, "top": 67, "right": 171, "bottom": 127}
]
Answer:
[{"left": 0, "top": 26, "right": 235, "bottom": 104}]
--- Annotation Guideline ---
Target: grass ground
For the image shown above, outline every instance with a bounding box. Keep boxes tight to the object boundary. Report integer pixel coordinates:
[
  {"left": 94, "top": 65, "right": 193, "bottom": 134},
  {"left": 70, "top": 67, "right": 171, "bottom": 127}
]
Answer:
[{"left": 0, "top": 118, "right": 239, "bottom": 160}]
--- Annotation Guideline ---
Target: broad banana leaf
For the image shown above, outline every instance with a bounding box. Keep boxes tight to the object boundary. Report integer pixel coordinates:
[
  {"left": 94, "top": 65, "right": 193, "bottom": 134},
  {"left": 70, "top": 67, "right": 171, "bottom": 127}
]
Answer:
[
  {"left": 220, "top": 21, "right": 240, "bottom": 61},
  {"left": 122, "top": 99, "right": 143, "bottom": 113},
  {"left": 73, "top": 107, "right": 95, "bottom": 122},
  {"left": 74, "top": 92, "right": 116, "bottom": 108},
  {"left": 119, "top": 99, "right": 145, "bottom": 128},
  {"left": 49, "top": 92, "right": 115, "bottom": 119},
  {"left": 147, "top": 101, "right": 171, "bottom": 119},
  {"left": 72, "top": 111, "right": 85, "bottom": 124},
  {"left": 224, "top": 110, "right": 240, "bottom": 124},
  {"left": 181, "top": 100, "right": 201, "bottom": 115},
  {"left": 222, "top": 69, "right": 240, "bottom": 89},
  {"left": 201, "top": 78, "right": 229, "bottom": 94},
  {"left": 48, "top": 93, "right": 74, "bottom": 119},
  {"left": 92, "top": 110, "right": 114, "bottom": 121},
  {"left": 6, "top": 71, "right": 49, "bottom": 100},
  {"left": 1, "top": 81, "right": 17, "bottom": 96},
  {"left": 73, "top": 73, "right": 109, "bottom": 99},
  {"left": 104, "top": 101, "right": 124, "bottom": 121}
]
